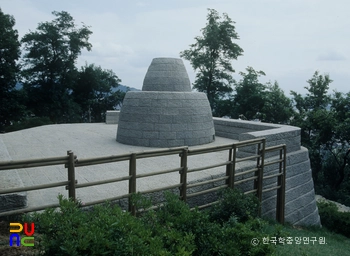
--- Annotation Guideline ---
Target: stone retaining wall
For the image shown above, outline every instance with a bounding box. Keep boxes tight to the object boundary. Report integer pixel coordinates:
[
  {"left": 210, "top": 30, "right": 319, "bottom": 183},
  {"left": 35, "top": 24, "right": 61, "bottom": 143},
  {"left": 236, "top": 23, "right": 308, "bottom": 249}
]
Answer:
[{"left": 213, "top": 118, "right": 321, "bottom": 226}]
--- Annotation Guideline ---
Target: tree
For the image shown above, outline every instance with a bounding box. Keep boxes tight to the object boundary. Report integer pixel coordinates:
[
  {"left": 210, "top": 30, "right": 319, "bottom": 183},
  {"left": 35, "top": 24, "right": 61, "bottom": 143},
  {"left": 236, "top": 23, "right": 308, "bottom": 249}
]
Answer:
[
  {"left": 290, "top": 72, "right": 333, "bottom": 181},
  {"left": 0, "top": 8, "right": 24, "bottom": 129},
  {"left": 329, "top": 91, "right": 350, "bottom": 192},
  {"left": 73, "top": 63, "right": 123, "bottom": 122},
  {"left": 304, "top": 71, "right": 332, "bottom": 110},
  {"left": 232, "top": 67, "right": 266, "bottom": 120},
  {"left": 180, "top": 9, "right": 243, "bottom": 113},
  {"left": 290, "top": 71, "right": 350, "bottom": 204},
  {"left": 261, "top": 81, "right": 293, "bottom": 124},
  {"left": 290, "top": 71, "right": 333, "bottom": 149},
  {"left": 21, "top": 11, "right": 92, "bottom": 123},
  {"left": 331, "top": 91, "right": 350, "bottom": 144}
]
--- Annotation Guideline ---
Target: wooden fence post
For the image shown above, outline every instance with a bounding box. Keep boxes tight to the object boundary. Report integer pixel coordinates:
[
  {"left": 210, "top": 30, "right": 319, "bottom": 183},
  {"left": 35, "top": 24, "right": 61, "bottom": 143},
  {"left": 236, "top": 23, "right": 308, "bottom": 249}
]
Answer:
[
  {"left": 255, "top": 139, "right": 265, "bottom": 216},
  {"left": 276, "top": 145, "right": 286, "bottom": 224},
  {"left": 67, "top": 150, "right": 76, "bottom": 201},
  {"left": 129, "top": 153, "right": 137, "bottom": 215},
  {"left": 232, "top": 146, "right": 237, "bottom": 189},
  {"left": 180, "top": 148, "right": 188, "bottom": 202},
  {"left": 226, "top": 148, "right": 234, "bottom": 189}
]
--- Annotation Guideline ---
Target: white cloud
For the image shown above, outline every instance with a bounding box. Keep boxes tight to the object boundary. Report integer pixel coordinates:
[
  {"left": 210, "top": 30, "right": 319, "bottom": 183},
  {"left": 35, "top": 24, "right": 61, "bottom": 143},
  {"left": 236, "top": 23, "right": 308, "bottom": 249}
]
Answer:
[
  {"left": 317, "top": 51, "right": 346, "bottom": 61},
  {"left": 1, "top": 0, "right": 350, "bottom": 92}
]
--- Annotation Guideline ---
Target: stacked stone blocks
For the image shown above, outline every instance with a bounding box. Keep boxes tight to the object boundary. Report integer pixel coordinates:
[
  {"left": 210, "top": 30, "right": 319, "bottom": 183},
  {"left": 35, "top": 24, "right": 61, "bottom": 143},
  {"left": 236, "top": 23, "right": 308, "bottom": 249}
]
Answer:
[
  {"left": 213, "top": 118, "right": 320, "bottom": 226},
  {"left": 105, "top": 110, "right": 120, "bottom": 124},
  {"left": 142, "top": 58, "right": 192, "bottom": 92},
  {"left": 118, "top": 92, "right": 214, "bottom": 147},
  {"left": 117, "top": 58, "right": 215, "bottom": 147}
]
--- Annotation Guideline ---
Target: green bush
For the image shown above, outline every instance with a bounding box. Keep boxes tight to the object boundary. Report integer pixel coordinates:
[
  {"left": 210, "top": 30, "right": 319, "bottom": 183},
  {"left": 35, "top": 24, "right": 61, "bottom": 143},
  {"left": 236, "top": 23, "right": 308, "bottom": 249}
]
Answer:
[
  {"left": 142, "top": 192, "right": 225, "bottom": 256},
  {"left": 25, "top": 190, "right": 280, "bottom": 255},
  {"left": 28, "top": 195, "right": 168, "bottom": 255},
  {"left": 317, "top": 201, "right": 350, "bottom": 238},
  {"left": 208, "top": 187, "right": 259, "bottom": 224},
  {"left": 141, "top": 192, "right": 275, "bottom": 256},
  {"left": 222, "top": 217, "right": 277, "bottom": 256}
]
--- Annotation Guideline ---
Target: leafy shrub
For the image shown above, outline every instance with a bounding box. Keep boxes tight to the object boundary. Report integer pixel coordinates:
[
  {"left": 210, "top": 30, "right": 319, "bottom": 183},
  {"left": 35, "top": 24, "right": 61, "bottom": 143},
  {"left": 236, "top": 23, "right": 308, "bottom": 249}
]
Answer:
[
  {"left": 27, "top": 195, "right": 168, "bottom": 255},
  {"left": 25, "top": 191, "right": 279, "bottom": 255},
  {"left": 222, "top": 217, "right": 277, "bottom": 256},
  {"left": 142, "top": 192, "right": 224, "bottom": 256},
  {"left": 208, "top": 187, "right": 259, "bottom": 224},
  {"left": 141, "top": 191, "right": 274, "bottom": 256},
  {"left": 317, "top": 201, "right": 350, "bottom": 238}
]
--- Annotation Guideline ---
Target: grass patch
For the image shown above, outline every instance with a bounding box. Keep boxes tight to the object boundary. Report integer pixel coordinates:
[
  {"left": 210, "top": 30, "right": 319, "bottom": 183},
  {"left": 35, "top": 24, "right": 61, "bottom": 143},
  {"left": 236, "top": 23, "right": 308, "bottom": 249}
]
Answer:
[{"left": 273, "top": 224, "right": 350, "bottom": 256}]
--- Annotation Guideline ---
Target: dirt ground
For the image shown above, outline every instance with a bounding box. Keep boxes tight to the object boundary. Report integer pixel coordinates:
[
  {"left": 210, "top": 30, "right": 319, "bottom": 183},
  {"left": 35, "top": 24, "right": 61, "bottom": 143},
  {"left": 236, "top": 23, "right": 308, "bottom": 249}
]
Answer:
[{"left": 0, "top": 220, "right": 39, "bottom": 256}]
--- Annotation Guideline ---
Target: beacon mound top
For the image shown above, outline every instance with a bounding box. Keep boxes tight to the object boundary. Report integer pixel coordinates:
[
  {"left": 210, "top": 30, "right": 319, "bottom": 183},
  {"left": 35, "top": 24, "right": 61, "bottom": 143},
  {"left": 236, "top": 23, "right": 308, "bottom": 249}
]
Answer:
[{"left": 116, "top": 57, "right": 215, "bottom": 148}]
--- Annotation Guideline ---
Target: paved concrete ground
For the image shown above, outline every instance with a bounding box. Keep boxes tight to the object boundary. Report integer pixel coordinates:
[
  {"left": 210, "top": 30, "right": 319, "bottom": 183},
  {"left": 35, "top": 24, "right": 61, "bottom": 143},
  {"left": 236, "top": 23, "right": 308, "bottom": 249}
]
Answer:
[{"left": 0, "top": 123, "right": 238, "bottom": 210}]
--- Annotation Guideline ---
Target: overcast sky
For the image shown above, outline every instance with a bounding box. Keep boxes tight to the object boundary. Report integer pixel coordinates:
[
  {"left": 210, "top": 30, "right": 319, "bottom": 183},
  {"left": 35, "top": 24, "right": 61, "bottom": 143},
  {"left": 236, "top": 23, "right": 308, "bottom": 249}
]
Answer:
[{"left": 1, "top": 0, "right": 349, "bottom": 95}]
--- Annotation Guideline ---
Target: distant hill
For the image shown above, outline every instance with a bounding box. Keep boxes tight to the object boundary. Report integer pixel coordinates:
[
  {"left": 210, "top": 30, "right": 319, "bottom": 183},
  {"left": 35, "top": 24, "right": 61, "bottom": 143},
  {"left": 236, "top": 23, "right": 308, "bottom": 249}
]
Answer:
[
  {"left": 113, "top": 84, "right": 140, "bottom": 93},
  {"left": 15, "top": 83, "right": 140, "bottom": 92}
]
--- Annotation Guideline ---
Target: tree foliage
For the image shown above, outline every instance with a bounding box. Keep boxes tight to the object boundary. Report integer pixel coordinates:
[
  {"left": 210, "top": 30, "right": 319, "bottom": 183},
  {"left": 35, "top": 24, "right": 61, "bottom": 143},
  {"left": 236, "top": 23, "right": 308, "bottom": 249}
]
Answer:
[
  {"left": 180, "top": 8, "right": 243, "bottom": 113},
  {"left": 232, "top": 67, "right": 266, "bottom": 120},
  {"left": 213, "top": 66, "right": 293, "bottom": 124},
  {"left": 0, "top": 10, "right": 126, "bottom": 130},
  {"left": 20, "top": 11, "right": 92, "bottom": 123},
  {"left": 0, "top": 8, "right": 24, "bottom": 129},
  {"left": 290, "top": 71, "right": 333, "bottom": 149},
  {"left": 261, "top": 81, "right": 293, "bottom": 124},
  {"left": 73, "top": 63, "right": 123, "bottom": 122},
  {"left": 290, "top": 71, "right": 350, "bottom": 205},
  {"left": 331, "top": 91, "right": 350, "bottom": 144}
]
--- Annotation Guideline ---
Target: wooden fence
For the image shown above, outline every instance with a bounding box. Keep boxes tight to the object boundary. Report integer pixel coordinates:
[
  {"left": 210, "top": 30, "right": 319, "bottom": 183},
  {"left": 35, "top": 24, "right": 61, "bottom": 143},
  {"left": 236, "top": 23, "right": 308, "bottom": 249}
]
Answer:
[{"left": 0, "top": 138, "right": 286, "bottom": 223}]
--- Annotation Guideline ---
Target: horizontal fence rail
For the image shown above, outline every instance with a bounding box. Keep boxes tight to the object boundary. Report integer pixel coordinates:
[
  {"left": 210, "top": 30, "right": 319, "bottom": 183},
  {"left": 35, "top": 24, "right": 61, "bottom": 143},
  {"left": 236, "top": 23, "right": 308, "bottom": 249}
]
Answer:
[
  {"left": 0, "top": 156, "right": 71, "bottom": 170},
  {"left": 0, "top": 138, "right": 287, "bottom": 223}
]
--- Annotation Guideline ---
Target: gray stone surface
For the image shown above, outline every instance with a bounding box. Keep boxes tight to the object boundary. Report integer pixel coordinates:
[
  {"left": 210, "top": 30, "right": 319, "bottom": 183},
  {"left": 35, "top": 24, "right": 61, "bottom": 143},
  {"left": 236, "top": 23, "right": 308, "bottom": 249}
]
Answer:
[
  {"left": 117, "top": 57, "right": 215, "bottom": 147},
  {"left": 316, "top": 195, "right": 350, "bottom": 213},
  {"left": 105, "top": 110, "right": 120, "bottom": 124},
  {"left": 0, "top": 124, "right": 237, "bottom": 212},
  {"left": 142, "top": 58, "right": 191, "bottom": 92},
  {"left": 214, "top": 117, "right": 301, "bottom": 158},
  {"left": 0, "top": 137, "right": 27, "bottom": 212},
  {"left": 117, "top": 92, "right": 215, "bottom": 147},
  {"left": 213, "top": 117, "right": 321, "bottom": 226}
]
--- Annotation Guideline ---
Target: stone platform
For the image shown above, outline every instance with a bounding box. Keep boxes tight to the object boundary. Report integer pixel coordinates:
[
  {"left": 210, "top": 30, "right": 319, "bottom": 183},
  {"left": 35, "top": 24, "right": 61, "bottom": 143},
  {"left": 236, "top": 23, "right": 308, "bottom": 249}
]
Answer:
[
  {"left": 0, "top": 120, "right": 321, "bottom": 226},
  {"left": 0, "top": 124, "right": 232, "bottom": 212}
]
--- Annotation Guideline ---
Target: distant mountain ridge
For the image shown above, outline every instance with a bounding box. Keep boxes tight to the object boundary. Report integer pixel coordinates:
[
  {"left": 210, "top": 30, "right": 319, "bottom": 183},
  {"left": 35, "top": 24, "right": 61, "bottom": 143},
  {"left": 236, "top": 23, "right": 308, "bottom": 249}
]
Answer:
[
  {"left": 15, "top": 82, "right": 140, "bottom": 92},
  {"left": 113, "top": 84, "right": 140, "bottom": 93}
]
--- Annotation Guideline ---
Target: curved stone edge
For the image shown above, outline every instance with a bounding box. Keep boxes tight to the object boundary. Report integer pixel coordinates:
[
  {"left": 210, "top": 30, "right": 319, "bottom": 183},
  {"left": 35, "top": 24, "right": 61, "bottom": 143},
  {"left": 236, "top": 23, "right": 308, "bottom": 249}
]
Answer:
[
  {"left": 258, "top": 149, "right": 320, "bottom": 226},
  {"left": 214, "top": 117, "right": 282, "bottom": 140},
  {"left": 214, "top": 117, "right": 301, "bottom": 158},
  {"left": 0, "top": 137, "right": 27, "bottom": 212},
  {"left": 117, "top": 92, "right": 215, "bottom": 147},
  {"left": 213, "top": 118, "right": 321, "bottom": 226}
]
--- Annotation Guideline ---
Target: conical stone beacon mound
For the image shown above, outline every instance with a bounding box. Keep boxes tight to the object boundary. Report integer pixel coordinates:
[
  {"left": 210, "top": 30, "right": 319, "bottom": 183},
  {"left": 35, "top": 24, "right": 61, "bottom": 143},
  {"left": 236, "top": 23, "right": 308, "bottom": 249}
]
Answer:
[
  {"left": 116, "top": 57, "right": 215, "bottom": 147},
  {"left": 142, "top": 58, "right": 192, "bottom": 92}
]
